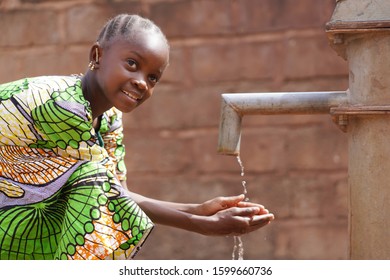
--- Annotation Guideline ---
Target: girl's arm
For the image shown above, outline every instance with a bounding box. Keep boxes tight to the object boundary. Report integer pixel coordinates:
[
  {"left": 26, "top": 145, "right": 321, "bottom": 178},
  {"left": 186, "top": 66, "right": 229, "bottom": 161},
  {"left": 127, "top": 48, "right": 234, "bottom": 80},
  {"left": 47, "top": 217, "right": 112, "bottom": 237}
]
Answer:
[{"left": 123, "top": 185, "right": 274, "bottom": 236}]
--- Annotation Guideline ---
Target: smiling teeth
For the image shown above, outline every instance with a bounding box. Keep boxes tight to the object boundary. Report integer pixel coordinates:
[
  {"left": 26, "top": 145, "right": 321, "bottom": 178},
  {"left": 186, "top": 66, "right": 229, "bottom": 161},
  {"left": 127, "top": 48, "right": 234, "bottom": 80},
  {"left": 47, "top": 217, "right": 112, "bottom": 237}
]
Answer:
[{"left": 122, "top": 90, "right": 139, "bottom": 100}]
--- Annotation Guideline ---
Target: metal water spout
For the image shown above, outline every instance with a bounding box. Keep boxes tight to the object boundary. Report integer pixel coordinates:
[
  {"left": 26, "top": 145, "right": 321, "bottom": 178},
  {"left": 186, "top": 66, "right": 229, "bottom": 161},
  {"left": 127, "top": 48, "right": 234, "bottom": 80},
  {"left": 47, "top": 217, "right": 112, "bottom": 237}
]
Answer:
[
  {"left": 217, "top": 91, "right": 347, "bottom": 155},
  {"left": 217, "top": 0, "right": 390, "bottom": 259}
]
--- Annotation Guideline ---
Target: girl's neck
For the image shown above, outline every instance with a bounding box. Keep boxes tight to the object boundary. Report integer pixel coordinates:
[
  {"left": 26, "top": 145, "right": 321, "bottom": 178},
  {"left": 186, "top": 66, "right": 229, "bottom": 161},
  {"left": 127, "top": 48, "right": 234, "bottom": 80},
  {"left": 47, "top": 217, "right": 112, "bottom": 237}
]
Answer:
[{"left": 81, "top": 71, "right": 111, "bottom": 120}]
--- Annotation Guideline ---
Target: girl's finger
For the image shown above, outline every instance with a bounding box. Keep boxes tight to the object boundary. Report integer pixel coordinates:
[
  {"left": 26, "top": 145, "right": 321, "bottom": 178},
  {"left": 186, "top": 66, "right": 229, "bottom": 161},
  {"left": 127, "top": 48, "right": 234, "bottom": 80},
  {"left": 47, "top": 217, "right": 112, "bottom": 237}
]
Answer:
[
  {"left": 237, "top": 201, "right": 265, "bottom": 209},
  {"left": 220, "top": 194, "right": 246, "bottom": 208},
  {"left": 233, "top": 206, "right": 262, "bottom": 216},
  {"left": 249, "top": 213, "right": 275, "bottom": 225}
]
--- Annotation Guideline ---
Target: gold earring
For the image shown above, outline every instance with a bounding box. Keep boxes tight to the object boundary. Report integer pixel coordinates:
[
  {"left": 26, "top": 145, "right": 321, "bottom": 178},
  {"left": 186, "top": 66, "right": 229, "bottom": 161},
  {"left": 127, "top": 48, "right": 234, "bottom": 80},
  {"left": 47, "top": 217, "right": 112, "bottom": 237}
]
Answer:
[
  {"left": 88, "top": 61, "right": 95, "bottom": 71},
  {"left": 95, "top": 48, "right": 99, "bottom": 63}
]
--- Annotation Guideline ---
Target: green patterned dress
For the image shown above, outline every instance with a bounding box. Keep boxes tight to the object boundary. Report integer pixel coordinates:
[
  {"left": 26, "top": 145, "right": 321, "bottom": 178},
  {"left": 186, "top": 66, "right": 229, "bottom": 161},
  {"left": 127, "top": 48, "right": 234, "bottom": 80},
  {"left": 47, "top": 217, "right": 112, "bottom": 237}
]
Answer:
[{"left": 0, "top": 76, "right": 153, "bottom": 260}]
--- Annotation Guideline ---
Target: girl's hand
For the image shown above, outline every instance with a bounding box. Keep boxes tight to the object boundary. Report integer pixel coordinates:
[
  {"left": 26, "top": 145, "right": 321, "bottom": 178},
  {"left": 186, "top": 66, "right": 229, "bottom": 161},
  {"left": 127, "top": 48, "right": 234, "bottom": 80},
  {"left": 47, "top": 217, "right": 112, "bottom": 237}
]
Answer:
[
  {"left": 190, "top": 194, "right": 274, "bottom": 236},
  {"left": 192, "top": 194, "right": 269, "bottom": 216}
]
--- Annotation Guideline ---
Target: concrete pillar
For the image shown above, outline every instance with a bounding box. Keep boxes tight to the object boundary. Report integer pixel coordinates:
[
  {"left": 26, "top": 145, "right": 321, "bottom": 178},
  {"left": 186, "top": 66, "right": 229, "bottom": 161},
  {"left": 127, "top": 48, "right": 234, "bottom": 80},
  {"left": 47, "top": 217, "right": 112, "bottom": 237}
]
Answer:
[
  {"left": 327, "top": 0, "right": 390, "bottom": 259},
  {"left": 347, "top": 33, "right": 390, "bottom": 259}
]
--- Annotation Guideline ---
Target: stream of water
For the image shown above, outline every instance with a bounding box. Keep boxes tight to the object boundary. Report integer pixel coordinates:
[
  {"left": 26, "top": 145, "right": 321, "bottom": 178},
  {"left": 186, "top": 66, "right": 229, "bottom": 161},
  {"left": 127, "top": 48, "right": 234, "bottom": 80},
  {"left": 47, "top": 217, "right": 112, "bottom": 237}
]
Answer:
[
  {"left": 232, "top": 235, "right": 244, "bottom": 260},
  {"left": 231, "top": 155, "right": 248, "bottom": 260}
]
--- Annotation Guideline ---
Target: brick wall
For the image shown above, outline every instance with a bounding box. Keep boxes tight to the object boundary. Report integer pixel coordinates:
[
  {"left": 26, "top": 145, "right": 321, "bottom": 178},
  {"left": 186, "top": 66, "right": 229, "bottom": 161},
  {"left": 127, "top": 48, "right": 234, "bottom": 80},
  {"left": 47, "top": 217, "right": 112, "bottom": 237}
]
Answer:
[{"left": 0, "top": 0, "right": 349, "bottom": 259}]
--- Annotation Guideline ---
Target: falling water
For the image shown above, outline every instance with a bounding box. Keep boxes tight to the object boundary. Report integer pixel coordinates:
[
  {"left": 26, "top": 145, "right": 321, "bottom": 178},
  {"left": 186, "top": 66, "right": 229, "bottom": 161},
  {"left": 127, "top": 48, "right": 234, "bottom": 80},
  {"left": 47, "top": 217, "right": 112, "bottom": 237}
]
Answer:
[
  {"left": 236, "top": 155, "right": 247, "bottom": 196},
  {"left": 232, "top": 155, "right": 247, "bottom": 260},
  {"left": 232, "top": 235, "right": 244, "bottom": 260}
]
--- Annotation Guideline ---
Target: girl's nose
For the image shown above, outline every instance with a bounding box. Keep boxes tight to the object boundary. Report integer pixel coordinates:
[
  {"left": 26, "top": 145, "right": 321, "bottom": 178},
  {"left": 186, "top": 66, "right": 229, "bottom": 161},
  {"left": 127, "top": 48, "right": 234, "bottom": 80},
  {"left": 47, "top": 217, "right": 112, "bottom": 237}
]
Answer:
[{"left": 133, "top": 79, "right": 147, "bottom": 91}]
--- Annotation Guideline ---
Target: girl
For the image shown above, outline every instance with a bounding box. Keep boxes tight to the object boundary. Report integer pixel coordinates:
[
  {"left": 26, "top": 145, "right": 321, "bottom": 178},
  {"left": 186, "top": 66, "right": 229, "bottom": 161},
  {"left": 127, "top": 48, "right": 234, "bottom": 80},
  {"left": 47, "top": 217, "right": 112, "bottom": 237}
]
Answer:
[{"left": 0, "top": 14, "right": 274, "bottom": 260}]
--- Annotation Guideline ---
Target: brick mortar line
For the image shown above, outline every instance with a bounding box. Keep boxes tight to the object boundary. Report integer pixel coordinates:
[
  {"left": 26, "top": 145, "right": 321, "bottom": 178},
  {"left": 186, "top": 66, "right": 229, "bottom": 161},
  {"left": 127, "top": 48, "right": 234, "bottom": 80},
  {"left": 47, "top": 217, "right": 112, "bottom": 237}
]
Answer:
[{"left": 169, "top": 28, "right": 328, "bottom": 47}]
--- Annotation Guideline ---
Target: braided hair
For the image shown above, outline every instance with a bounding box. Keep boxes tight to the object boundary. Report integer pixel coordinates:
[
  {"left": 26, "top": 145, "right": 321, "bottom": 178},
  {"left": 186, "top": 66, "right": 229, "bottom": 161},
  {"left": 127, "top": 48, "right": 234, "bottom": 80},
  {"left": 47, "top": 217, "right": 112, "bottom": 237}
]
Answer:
[{"left": 96, "top": 14, "right": 169, "bottom": 49}]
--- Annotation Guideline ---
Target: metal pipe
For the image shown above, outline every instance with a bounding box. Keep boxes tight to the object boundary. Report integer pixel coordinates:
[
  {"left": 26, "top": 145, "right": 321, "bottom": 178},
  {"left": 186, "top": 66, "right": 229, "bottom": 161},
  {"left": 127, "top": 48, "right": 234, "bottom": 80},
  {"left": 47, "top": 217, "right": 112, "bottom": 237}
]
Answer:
[{"left": 217, "top": 91, "right": 348, "bottom": 155}]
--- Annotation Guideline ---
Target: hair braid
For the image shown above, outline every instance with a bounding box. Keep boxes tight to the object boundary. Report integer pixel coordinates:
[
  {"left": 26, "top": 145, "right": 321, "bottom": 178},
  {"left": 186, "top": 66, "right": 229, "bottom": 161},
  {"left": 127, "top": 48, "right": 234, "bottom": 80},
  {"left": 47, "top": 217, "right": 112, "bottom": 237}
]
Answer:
[{"left": 96, "top": 14, "right": 169, "bottom": 49}]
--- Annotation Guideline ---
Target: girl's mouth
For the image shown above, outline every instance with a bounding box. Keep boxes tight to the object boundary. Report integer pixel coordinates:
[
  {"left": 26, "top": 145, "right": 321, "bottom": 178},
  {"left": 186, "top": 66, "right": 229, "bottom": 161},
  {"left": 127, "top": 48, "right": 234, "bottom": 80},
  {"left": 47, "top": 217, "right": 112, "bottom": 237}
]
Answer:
[{"left": 121, "top": 89, "right": 141, "bottom": 101}]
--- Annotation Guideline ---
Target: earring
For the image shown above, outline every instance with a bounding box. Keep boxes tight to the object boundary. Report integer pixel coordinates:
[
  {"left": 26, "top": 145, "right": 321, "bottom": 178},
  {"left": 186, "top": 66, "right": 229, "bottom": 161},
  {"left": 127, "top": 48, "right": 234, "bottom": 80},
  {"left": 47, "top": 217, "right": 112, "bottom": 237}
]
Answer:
[
  {"left": 88, "top": 61, "right": 95, "bottom": 71},
  {"left": 95, "top": 48, "right": 99, "bottom": 63}
]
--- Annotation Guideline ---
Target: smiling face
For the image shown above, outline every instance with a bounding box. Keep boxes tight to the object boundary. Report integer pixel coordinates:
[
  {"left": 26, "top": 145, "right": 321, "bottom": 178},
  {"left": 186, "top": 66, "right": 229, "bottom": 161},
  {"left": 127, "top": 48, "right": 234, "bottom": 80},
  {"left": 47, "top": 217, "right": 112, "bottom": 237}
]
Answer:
[{"left": 92, "top": 30, "right": 169, "bottom": 114}]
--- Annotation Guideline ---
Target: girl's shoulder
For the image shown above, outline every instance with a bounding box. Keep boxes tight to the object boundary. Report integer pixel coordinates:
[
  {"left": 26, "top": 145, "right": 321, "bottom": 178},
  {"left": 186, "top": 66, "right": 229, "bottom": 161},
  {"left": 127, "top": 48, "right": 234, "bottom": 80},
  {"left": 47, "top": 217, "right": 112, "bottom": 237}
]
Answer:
[
  {"left": 33, "top": 75, "right": 86, "bottom": 104},
  {"left": 0, "top": 75, "right": 91, "bottom": 120},
  {"left": 28, "top": 75, "right": 83, "bottom": 96},
  {"left": 0, "top": 75, "right": 83, "bottom": 101}
]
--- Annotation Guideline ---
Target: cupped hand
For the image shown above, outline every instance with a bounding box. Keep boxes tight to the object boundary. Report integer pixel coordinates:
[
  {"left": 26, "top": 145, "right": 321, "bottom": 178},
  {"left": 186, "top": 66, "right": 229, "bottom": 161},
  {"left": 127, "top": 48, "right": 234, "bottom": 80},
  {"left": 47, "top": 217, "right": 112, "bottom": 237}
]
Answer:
[
  {"left": 191, "top": 194, "right": 274, "bottom": 236},
  {"left": 192, "top": 194, "right": 264, "bottom": 216}
]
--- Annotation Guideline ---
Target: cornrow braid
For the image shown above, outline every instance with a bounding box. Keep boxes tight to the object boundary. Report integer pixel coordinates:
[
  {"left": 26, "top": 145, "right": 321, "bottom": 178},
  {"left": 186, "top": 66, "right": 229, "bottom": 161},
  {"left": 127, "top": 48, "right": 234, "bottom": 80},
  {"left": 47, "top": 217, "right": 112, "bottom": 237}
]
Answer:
[{"left": 96, "top": 14, "right": 169, "bottom": 49}]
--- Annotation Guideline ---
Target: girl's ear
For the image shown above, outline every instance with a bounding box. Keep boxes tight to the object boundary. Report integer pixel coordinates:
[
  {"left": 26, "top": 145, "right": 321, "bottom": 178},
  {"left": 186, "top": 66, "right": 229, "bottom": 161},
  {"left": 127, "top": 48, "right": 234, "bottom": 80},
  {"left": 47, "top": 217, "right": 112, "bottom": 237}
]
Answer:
[{"left": 88, "top": 43, "right": 103, "bottom": 69}]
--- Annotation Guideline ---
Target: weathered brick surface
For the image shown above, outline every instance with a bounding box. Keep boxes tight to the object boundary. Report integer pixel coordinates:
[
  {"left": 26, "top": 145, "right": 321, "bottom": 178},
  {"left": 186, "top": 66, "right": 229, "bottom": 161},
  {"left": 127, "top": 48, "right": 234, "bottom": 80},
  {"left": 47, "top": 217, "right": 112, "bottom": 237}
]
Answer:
[
  {"left": 191, "top": 40, "right": 282, "bottom": 83},
  {"left": 284, "top": 34, "right": 348, "bottom": 79},
  {"left": 0, "top": 0, "right": 351, "bottom": 259},
  {"left": 273, "top": 221, "right": 348, "bottom": 259},
  {"left": 234, "top": 0, "right": 332, "bottom": 33},
  {"left": 150, "top": 0, "right": 233, "bottom": 37},
  {"left": 0, "top": 10, "right": 61, "bottom": 46},
  {"left": 65, "top": 5, "right": 117, "bottom": 44}
]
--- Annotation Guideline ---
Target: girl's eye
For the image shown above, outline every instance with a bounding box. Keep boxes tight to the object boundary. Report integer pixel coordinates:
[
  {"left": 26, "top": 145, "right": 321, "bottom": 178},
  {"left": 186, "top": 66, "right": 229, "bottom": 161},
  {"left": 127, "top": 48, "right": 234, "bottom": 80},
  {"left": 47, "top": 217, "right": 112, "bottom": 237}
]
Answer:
[
  {"left": 127, "top": 59, "right": 137, "bottom": 70},
  {"left": 148, "top": 75, "right": 159, "bottom": 84}
]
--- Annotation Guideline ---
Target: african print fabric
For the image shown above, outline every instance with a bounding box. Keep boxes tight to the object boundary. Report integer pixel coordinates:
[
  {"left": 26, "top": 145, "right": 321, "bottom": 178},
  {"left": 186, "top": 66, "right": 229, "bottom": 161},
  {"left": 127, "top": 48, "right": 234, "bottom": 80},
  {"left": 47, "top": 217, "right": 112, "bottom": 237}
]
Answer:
[{"left": 0, "top": 76, "right": 153, "bottom": 260}]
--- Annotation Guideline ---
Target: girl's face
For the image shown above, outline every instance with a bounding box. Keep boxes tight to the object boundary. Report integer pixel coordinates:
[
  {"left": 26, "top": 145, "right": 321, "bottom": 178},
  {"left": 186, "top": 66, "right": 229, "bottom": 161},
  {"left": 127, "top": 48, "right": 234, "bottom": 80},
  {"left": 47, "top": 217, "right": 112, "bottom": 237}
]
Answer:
[{"left": 95, "top": 31, "right": 169, "bottom": 114}]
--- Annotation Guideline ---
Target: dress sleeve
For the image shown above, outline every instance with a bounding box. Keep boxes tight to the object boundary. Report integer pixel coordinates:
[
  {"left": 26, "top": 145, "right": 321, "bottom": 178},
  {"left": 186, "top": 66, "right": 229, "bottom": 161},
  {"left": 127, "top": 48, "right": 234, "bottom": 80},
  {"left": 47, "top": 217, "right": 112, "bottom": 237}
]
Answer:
[{"left": 99, "top": 108, "right": 127, "bottom": 182}]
